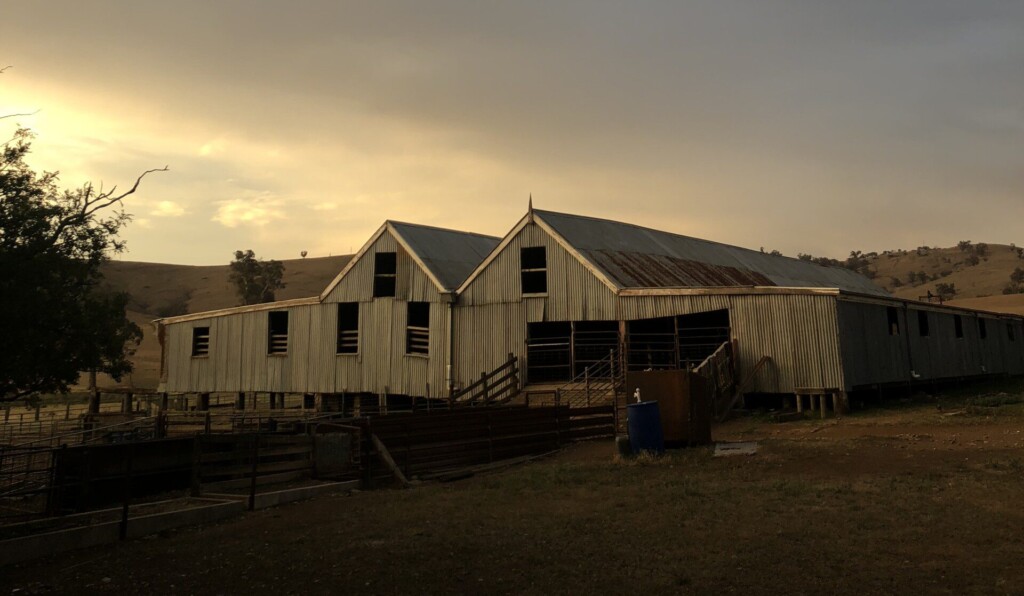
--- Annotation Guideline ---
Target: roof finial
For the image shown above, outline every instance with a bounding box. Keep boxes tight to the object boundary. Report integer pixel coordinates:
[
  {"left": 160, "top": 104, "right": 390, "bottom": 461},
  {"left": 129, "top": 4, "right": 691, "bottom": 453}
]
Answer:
[{"left": 528, "top": 193, "right": 534, "bottom": 222}]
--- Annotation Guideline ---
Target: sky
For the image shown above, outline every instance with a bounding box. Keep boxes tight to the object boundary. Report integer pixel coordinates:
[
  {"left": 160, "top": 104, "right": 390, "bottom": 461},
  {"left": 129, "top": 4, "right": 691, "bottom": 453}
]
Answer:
[{"left": 2, "top": 1, "right": 1023, "bottom": 265}]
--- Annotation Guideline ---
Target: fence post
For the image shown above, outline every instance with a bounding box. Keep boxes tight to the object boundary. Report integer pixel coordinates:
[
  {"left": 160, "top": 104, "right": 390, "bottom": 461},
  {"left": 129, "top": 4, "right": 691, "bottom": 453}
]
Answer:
[
  {"left": 204, "top": 411, "right": 212, "bottom": 434},
  {"left": 509, "top": 353, "right": 519, "bottom": 394},
  {"left": 480, "top": 371, "right": 489, "bottom": 404},
  {"left": 362, "top": 419, "right": 374, "bottom": 490},
  {"left": 89, "top": 390, "right": 101, "bottom": 414},
  {"left": 65, "top": 403, "right": 71, "bottom": 421},
  {"left": 487, "top": 411, "right": 494, "bottom": 463},
  {"left": 190, "top": 437, "right": 202, "bottom": 497},
  {"left": 34, "top": 403, "right": 41, "bottom": 421},
  {"left": 248, "top": 433, "right": 260, "bottom": 511},
  {"left": 585, "top": 366, "right": 591, "bottom": 407},
  {"left": 119, "top": 442, "right": 136, "bottom": 540}
]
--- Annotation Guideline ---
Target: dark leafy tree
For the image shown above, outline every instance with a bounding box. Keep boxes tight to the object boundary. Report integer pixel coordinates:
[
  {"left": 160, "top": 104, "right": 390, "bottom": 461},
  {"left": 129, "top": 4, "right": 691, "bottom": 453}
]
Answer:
[
  {"left": 957, "top": 240, "right": 972, "bottom": 252},
  {"left": 0, "top": 127, "right": 163, "bottom": 401},
  {"left": 229, "top": 249, "right": 286, "bottom": 305},
  {"left": 935, "top": 282, "right": 958, "bottom": 300}
]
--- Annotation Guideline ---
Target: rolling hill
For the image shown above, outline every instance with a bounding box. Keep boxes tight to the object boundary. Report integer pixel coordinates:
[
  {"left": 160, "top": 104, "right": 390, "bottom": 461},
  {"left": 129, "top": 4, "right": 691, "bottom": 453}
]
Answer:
[{"left": 89, "top": 255, "right": 352, "bottom": 391}]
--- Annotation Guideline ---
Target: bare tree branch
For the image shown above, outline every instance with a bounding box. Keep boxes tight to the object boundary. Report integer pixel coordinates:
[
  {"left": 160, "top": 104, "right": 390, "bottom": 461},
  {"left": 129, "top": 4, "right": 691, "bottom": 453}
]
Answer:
[
  {"left": 0, "top": 110, "right": 39, "bottom": 121},
  {"left": 81, "top": 166, "right": 169, "bottom": 218},
  {"left": 33, "top": 166, "right": 170, "bottom": 256}
]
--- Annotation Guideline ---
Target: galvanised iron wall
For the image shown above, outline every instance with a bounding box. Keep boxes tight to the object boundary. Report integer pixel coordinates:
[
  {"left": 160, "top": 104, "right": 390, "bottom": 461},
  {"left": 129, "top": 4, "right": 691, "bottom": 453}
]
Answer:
[{"left": 165, "top": 229, "right": 449, "bottom": 397}]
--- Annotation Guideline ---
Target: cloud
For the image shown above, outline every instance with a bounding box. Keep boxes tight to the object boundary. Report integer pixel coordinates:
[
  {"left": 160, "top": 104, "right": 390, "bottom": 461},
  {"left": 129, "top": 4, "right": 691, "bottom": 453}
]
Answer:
[
  {"left": 212, "top": 195, "right": 286, "bottom": 228},
  {"left": 151, "top": 200, "right": 186, "bottom": 217},
  {"left": 199, "top": 138, "right": 227, "bottom": 156}
]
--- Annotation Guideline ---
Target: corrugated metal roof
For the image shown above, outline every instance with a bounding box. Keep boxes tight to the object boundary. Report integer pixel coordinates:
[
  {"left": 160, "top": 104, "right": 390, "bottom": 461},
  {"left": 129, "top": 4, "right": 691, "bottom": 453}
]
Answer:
[
  {"left": 389, "top": 221, "right": 501, "bottom": 291},
  {"left": 534, "top": 210, "right": 890, "bottom": 296}
]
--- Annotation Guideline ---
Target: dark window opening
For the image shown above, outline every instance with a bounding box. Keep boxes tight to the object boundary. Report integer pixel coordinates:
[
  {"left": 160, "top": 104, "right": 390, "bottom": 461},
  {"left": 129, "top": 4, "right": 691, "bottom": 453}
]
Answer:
[
  {"left": 373, "top": 252, "right": 397, "bottom": 298},
  {"left": 954, "top": 314, "right": 964, "bottom": 339},
  {"left": 268, "top": 311, "right": 289, "bottom": 354},
  {"left": 917, "top": 311, "right": 930, "bottom": 337},
  {"left": 191, "top": 327, "right": 210, "bottom": 356},
  {"left": 1008, "top": 323, "right": 1016, "bottom": 342},
  {"left": 406, "top": 302, "right": 429, "bottom": 355},
  {"left": 887, "top": 307, "right": 900, "bottom": 336},
  {"left": 979, "top": 318, "right": 987, "bottom": 340},
  {"left": 526, "top": 322, "right": 572, "bottom": 383},
  {"left": 337, "top": 302, "right": 359, "bottom": 354},
  {"left": 572, "top": 321, "right": 620, "bottom": 377},
  {"left": 521, "top": 246, "right": 547, "bottom": 294},
  {"left": 627, "top": 317, "right": 677, "bottom": 371},
  {"left": 677, "top": 309, "right": 731, "bottom": 369}
]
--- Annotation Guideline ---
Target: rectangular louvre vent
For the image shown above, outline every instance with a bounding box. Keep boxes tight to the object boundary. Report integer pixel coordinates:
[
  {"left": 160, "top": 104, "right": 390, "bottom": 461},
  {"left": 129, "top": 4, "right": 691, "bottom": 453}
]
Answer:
[
  {"left": 191, "top": 326, "right": 210, "bottom": 356},
  {"left": 268, "top": 311, "right": 289, "bottom": 354},
  {"left": 406, "top": 301, "right": 430, "bottom": 355},
  {"left": 337, "top": 302, "right": 359, "bottom": 354}
]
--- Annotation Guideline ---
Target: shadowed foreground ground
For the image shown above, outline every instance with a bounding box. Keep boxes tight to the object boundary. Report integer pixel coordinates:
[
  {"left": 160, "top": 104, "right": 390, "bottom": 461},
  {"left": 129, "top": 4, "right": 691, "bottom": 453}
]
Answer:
[{"left": 4, "top": 396, "right": 1024, "bottom": 595}]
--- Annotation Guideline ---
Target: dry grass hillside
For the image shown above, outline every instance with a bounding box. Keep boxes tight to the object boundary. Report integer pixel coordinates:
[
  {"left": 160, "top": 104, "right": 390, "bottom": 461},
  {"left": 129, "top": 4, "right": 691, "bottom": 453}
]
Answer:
[
  {"left": 88, "top": 255, "right": 351, "bottom": 391},
  {"left": 865, "top": 242, "right": 1024, "bottom": 300},
  {"left": 857, "top": 242, "right": 1024, "bottom": 315}
]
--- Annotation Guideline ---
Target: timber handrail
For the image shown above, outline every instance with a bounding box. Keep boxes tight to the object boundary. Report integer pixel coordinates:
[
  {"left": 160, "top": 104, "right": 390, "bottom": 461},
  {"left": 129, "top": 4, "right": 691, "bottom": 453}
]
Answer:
[{"left": 693, "top": 341, "right": 730, "bottom": 376}]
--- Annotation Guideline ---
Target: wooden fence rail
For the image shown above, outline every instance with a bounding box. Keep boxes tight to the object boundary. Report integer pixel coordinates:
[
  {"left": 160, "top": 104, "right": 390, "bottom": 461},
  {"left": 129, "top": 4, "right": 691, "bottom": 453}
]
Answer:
[{"left": 450, "top": 353, "right": 521, "bottom": 406}]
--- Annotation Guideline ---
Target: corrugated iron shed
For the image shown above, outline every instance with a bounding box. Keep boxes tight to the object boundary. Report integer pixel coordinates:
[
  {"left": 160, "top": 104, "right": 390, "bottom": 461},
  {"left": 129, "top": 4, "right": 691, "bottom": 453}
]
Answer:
[
  {"left": 535, "top": 210, "right": 889, "bottom": 296},
  {"left": 389, "top": 221, "right": 501, "bottom": 291}
]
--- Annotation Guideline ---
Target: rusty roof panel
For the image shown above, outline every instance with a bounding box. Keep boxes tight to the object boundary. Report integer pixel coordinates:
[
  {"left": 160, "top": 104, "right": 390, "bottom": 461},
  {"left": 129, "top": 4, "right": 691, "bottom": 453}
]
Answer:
[
  {"left": 536, "top": 210, "right": 889, "bottom": 295},
  {"left": 586, "top": 250, "right": 776, "bottom": 288}
]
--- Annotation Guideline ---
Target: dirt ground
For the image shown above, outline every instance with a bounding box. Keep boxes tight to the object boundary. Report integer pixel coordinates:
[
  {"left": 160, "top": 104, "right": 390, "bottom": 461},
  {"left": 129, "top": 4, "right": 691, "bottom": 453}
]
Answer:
[{"left": 4, "top": 393, "right": 1024, "bottom": 595}]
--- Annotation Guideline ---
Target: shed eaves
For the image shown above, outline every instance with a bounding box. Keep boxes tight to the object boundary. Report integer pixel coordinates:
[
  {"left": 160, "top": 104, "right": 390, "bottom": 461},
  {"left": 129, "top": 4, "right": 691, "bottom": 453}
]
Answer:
[
  {"left": 389, "top": 221, "right": 501, "bottom": 291},
  {"left": 534, "top": 210, "right": 890, "bottom": 296}
]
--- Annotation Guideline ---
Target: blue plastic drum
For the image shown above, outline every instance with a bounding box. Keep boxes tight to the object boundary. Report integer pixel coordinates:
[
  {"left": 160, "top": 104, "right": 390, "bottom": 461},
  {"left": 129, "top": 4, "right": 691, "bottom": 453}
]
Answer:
[{"left": 627, "top": 401, "right": 665, "bottom": 455}]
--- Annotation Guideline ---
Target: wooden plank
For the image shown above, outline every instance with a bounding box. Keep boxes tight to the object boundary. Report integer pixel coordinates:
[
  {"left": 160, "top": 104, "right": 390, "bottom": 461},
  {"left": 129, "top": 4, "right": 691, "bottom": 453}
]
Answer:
[
  {"left": 199, "top": 445, "right": 312, "bottom": 464},
  {"left": 202, "top": 470, "right": 307, "bottom": 492},
  {"left": 370, "top": 434, "right": 410, "bottom": 487},
  {"left": 201, "top": 459, "right": 312, "bottom": 480}
]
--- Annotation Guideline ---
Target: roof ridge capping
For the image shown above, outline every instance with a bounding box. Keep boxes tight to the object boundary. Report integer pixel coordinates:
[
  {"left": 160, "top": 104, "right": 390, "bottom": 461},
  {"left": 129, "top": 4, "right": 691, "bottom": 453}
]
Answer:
[{"left": 386, "top": 219, "right": 501, "bottom": 241}]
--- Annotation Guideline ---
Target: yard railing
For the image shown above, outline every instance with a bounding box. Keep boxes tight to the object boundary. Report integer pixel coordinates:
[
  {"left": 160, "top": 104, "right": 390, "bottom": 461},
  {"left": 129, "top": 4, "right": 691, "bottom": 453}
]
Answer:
[
  {"left": 553, "top": 349, "right": 624, "bottom": 409},
  {"left": 450, "top": 353, "right": 521, "bottom": 406}
]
